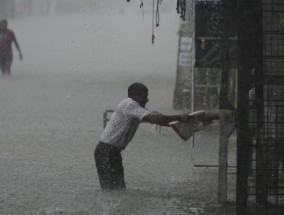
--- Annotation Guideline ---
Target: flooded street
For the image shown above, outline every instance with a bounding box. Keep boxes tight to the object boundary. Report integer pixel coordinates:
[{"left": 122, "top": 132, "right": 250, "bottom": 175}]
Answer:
[{"left": 0, "top": 2, "right": 236, "bottom": 214}]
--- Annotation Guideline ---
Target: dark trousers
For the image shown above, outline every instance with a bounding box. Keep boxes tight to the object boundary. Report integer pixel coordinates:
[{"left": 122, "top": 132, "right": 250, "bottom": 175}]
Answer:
[{"left": 94, "top": 142, "right": 126, "bottom": 190}]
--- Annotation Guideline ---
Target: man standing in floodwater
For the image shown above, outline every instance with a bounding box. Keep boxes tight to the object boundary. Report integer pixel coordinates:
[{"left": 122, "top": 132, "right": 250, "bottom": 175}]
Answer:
[
  {"left": 0, "top": 19, "right": 23, "bottom": 75},
  {"left": 94, "top": 82, "right": 234, "bottom": 190}
]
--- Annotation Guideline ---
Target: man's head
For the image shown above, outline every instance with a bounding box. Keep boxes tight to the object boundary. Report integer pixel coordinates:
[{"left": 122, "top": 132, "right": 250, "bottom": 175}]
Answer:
[
  {"left": 0, "top": 19, "right": 8, "bottom": 30},
  {"left": 128, "top": 82, "right": 149, "bottom": 108}
]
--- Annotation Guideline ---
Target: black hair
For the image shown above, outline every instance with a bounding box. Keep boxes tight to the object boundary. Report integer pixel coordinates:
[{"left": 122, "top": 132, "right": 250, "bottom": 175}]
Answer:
[
  {"left": 128, "top": 82, "right": 148, "bottom": 97},
  {"left": 0, "top": 19, "right": 7, "bottom": 27}
]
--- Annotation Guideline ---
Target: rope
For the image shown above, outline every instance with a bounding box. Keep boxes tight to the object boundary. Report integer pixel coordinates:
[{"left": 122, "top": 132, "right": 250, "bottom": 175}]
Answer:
[
  {"left": 127, "top": 0, "right": 187, "bottom": 44},
  {"left": 176, "top": 0, "right": 186, "bottom": 21},
  {"left": 152, "top": 0, "right": 163, "bottom": 44},
  {"left": 156, "top": 0, "right": 161, "bottom": 27},
  {"left": 140, "top": 0, "right": 144, "bottom": 22},
  {"left": 152, "top": 0, "right": 155, "bottom": 44},
  {"left": 176, "top": 0, "right": 180, "bottom": 13},
  {"left": 181, "top": 0, "right": 186, "bottom": 21}
]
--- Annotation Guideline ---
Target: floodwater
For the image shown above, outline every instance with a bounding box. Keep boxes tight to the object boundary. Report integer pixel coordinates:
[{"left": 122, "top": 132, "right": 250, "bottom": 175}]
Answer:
[{"left": 0, "top": 2, "right": 236, "bottom": 215}]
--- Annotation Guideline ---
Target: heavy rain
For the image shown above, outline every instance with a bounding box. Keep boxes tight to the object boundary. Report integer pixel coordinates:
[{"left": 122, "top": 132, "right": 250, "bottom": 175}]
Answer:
[{"left": 0, "top": 1, "right": 237, "bottom": 214}]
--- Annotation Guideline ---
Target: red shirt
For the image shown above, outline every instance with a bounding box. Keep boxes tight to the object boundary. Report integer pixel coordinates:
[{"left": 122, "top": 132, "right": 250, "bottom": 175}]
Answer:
[{"left": 0, "top": 29, "right": 16, "bottom": 54}]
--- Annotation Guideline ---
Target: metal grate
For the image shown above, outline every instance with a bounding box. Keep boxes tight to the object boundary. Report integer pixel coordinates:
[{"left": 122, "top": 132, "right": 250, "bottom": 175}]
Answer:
[
  {"left": 263, "top": 0, "right": 284, "bottom": 76},
  {"left": 247, "top": 85, "right": 284, "bottom": 215},
  {"left": 243, "top": 0, "right": 284, "bottom": 214}
]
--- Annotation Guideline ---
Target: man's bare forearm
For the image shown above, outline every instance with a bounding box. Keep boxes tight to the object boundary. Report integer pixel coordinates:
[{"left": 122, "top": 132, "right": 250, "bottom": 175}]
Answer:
[
  {"left": 143, "top": 110, "right": 221, "bottom": 127},
  {"left": 143, "top": 113, "right": 191, "bottom": 126}
]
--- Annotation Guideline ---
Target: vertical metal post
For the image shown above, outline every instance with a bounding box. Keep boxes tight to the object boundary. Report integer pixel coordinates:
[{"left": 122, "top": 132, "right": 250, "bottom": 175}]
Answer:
[
  {"left": 218, "top": 0, "right": 233, "bottom": 204},
  {"left": 191, "top": 0, "right": 195, "bottom": 114},
  {"left": 218, "top": 120, "right": 229, "bottom": 203},
  {"left": 236, "top": 0, "right": 258, "bottom": 213}
]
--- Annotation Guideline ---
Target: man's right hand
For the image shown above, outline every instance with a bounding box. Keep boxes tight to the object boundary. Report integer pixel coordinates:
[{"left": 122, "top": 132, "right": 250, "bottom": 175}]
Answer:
[{"left": 179, "top": 114, "right": 192, "bottom": 123}]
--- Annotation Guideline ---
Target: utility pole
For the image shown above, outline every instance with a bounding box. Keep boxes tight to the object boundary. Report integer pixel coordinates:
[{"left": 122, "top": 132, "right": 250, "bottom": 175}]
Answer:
[{"left": 173, "top": 0, "right": 195, "bottom": 111}]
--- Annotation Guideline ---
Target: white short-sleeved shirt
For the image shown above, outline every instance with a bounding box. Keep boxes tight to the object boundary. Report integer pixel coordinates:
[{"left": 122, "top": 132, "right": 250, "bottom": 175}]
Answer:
[{"left": 100, "top": 98, "right": 150, "bottom": 151}]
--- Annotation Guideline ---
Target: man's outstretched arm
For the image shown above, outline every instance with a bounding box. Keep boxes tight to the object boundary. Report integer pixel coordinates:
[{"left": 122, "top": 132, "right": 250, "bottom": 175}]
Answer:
[
  {"left": 142, "top": 113, "right": 193, "bottom": 126},
  {"left": 143, "top": 110, "right": 222, "bottom": 127}
]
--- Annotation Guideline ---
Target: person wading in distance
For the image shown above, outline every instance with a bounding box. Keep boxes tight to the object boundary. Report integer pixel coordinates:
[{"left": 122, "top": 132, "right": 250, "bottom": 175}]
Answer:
[{"left": 0, "top": 19, "right": 23, "bottom": 75}]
